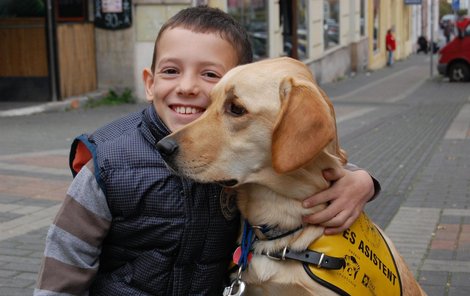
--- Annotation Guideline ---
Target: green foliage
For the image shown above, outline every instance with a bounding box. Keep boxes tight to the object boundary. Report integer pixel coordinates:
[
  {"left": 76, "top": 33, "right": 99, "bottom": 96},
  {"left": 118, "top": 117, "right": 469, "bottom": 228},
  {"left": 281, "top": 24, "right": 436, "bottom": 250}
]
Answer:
[
  {"left": 440, "top": 0, "right": 468, "bottom": 18},
  {"left": 439, "top": 0, "right": 452, "bottom": 18},
  {"left": 457, "top": 9, "right": 468, "bottom": 17},
  {"left": 85, "top": 88, "right": 136, "bottom": 108}
]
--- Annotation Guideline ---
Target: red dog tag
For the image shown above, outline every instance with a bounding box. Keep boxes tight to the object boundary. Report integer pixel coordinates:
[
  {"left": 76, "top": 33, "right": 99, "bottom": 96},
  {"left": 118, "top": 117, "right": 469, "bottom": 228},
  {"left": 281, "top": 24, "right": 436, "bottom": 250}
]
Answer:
[{"left": 232, "top": 246, "right": 252, "bottom": 265}]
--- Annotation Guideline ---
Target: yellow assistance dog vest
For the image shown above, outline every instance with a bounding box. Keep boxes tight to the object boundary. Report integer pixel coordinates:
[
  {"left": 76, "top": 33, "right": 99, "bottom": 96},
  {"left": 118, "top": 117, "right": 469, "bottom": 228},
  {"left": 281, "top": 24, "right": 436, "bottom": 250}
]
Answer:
[{"left": 305, "top": 213, "right": 402, "bottom": 296}]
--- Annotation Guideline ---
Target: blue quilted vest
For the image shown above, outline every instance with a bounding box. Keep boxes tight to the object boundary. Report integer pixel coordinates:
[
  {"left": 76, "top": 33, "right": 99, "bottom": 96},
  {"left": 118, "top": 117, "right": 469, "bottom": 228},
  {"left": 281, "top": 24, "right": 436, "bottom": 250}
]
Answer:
[{"left": 69, "top": 105, "right": 240, "bottom": 295}]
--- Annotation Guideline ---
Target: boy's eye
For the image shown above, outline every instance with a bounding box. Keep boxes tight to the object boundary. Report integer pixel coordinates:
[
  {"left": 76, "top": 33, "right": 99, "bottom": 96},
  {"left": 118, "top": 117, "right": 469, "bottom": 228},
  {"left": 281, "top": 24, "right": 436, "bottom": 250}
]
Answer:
[
  {"left": 203, "top": 71, "right": 221, "bottom": 79},
  {"left": 162, "top": 68, "right": 178, "bottom": 75}
]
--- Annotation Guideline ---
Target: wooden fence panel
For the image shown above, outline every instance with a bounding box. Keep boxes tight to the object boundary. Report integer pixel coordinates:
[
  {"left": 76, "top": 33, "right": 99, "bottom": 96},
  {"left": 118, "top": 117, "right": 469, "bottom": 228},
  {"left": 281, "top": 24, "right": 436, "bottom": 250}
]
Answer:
[
  {"left": 0, "top": 18, "right": 48, "bottom": 77},
  {"left": 57, "top": 23, "right": 97, "bottom": 98}
]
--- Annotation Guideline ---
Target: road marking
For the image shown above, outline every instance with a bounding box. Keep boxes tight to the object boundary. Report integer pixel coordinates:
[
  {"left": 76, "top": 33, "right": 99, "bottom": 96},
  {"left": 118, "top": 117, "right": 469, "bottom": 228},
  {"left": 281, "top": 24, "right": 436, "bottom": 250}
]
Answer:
[
  {"left": 337, "top": 107, "right": 376, "bottom": 123},
  {"left": 386, "top": 78, "right": 427, "bottom": 103},
  {"left": 333, "top": 66, "right": 421, "bottom": 101},
  {"left": 442, "top": 208, "right": 470, "bottom": 216},
  {"left": 0, "top": 162, "right": 69, "bottom": 176},
  {"left": 0, "top": 149, "right": 68, "bottom": 160},
  {"left": 444, "top": 103, "right": 470, "bottom": 139}
]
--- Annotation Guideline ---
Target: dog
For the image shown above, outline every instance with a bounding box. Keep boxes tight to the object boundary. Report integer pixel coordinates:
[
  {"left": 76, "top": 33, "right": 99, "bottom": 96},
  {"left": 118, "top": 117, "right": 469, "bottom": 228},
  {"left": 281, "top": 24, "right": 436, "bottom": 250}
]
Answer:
[{"left": 157, "top": 57, "right": 426, "bottom": 295}]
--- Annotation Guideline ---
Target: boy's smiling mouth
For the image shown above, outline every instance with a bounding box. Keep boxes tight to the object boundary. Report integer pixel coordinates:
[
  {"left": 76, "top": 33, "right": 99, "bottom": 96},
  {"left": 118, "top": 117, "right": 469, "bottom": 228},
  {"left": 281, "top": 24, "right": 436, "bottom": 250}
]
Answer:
[{"left": 171, "top": 105, "right": 205, "bottom": 115}]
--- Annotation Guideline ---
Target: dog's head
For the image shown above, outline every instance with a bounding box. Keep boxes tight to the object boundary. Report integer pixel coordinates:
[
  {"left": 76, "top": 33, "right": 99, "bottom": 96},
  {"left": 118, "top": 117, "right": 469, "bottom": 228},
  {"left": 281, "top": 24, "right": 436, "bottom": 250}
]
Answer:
[{"left": 157, "top": 57, "right": 346, "bottom": 187}]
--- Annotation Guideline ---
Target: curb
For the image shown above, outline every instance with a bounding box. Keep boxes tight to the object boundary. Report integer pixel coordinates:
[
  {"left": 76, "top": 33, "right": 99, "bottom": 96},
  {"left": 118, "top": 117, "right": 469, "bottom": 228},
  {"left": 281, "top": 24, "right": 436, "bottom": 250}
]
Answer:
[{"left": 0, "top": 89, "right": 109, "bottom": 118}]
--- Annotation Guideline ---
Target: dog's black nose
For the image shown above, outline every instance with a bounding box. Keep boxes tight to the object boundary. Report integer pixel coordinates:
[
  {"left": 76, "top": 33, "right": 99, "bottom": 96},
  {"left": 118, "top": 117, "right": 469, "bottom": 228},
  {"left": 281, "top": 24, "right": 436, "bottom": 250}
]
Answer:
[{"left": 156, "top": 138, "right": 179, "bottom": 159}]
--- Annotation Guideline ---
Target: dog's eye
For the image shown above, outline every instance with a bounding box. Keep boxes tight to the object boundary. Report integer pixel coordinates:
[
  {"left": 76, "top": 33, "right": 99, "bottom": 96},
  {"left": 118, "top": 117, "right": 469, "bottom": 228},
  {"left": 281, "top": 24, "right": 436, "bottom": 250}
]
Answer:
[{"left": 227, "top": 102, "right": 247, "bottom": 117}]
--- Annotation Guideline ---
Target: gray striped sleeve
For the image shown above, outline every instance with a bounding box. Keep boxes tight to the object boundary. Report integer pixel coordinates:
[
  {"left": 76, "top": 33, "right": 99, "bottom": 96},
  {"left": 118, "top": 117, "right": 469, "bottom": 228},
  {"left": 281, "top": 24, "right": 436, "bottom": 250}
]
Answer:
[
  {"left": 44, "top": 225, "right": 100, "bottom": 269},
  {"left": 67, "top": 164, "right": 111, "bottom": 221},
  {"left": 36, "top": 162, "right": 111, "bottom": 295}
]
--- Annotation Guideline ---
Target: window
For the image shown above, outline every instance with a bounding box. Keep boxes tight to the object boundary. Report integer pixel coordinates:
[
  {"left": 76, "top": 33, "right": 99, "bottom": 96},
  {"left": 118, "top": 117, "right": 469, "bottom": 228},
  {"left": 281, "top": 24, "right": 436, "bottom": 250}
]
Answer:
[
  {"left": 281, "top": 0, "right": 308, "bottom": 59},
  {"left": 373, "top": 0, "right": 380, "bottom": 53},
  {"left": 324, "top": 0, "right": 340, "bottom": 49},
  {"left": 228, "top": 0, "right": 268, "bottom": 60},
  {"left": 296, "top": 0, "right": 308, "bottom": 59},
  {"left": 0, "top": 0, "right": 45, "bottom": 17},
  {"left": 57, "top": 0, "right": 87, "bottom": 22}
]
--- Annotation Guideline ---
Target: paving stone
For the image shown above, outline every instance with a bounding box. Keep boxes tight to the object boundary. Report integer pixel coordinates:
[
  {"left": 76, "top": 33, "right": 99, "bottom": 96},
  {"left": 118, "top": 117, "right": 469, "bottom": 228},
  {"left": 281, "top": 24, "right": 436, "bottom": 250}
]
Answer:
[
  {"left": 448, "top": 286, "right": 470, "bottom": 296},
  {"left": 418, "top": 270, "right": 449, "bottom": 286},
  {"left": 0, "top": 276, "right": 35, "bottom": 288},
  {"left": 0, "top": 269, "right": 18, "bottom": 278},
  {"left": 0, "top": 287, "right": 33, "bottom": 295},
  {"left": 421, "top": 284, "right": 448, "bottom": 296},
  {"left": 451, "top": 273, "right": 470, "bottom": 287},
  {"left": 427, "top": 249, "right": 455, "bottom": 260}
]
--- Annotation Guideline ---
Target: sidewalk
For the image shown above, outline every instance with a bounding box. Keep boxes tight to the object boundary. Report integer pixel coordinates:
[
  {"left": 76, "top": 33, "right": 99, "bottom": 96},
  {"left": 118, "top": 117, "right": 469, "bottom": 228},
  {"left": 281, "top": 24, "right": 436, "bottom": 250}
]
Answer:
[
  {"left": 323, "top": 55, "right": 470, "bottom": 295},
  {"left": 0, "top": 54, "right": 469, "bottom": 295}
]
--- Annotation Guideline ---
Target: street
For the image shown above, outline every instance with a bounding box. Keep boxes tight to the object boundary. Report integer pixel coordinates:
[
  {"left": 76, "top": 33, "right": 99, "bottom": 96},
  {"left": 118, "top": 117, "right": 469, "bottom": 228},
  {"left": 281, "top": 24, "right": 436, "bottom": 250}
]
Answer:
[{"left": 0, "top": 54, "right": 469, "bottom": 295}]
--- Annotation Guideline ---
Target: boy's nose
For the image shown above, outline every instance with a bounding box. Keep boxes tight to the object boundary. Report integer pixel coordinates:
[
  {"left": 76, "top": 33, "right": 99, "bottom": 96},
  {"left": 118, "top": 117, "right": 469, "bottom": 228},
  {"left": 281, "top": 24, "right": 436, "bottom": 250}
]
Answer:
[{"left": 177, "top": 75, "right": 199, "bottom": 96}]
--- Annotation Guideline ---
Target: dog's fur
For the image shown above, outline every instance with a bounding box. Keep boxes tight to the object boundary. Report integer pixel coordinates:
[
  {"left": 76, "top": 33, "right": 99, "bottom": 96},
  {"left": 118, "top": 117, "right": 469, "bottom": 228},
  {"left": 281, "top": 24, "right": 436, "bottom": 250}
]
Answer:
[{"left": 157, "top": 57, "right": 426, "bottom": 295}]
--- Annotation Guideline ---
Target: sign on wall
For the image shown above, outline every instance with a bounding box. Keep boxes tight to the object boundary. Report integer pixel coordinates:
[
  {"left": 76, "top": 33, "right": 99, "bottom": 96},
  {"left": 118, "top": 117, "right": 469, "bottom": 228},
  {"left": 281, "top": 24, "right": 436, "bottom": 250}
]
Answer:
[
  {"left": 94, "top": 0, "right": 132, "bottom": 30},
  {"left": 404, "top": 0, "right": 422, "bottom": 4}
]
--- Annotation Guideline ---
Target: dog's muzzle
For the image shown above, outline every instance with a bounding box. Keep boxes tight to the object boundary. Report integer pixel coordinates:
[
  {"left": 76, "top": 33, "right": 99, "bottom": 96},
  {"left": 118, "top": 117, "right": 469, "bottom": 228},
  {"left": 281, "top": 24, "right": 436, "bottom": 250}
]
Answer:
[{"left": 156, "top": 137, "right": 179, "bottom": 163}]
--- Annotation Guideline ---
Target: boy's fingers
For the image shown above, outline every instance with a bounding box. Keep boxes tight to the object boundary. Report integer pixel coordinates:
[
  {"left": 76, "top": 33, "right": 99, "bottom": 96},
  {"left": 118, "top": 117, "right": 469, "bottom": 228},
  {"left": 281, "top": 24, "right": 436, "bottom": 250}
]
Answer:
[
  {"left": 318, "top": 209, "right": 348, "bottom": 228},
  {"left": 302, "top": 190, "right": 332, "bottom": 208},
  {"left": 302, "top": 201, "right": 340, "bottom": 225}
]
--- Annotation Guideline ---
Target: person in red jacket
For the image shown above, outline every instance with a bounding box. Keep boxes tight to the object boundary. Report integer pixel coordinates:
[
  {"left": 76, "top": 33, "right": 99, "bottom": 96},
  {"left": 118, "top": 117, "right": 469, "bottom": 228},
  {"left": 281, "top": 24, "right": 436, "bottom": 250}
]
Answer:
[{"left": 386, "top": 28, "right": 396, "bottom": 66}]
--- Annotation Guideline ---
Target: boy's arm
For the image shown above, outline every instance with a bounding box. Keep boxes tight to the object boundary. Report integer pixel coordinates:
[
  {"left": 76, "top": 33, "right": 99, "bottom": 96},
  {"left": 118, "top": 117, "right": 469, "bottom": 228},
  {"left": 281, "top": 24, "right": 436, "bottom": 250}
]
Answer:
[
  {"left": 35, "top": 161, "right": 111, "bottom": 295},
  {"left": 302, "top": 165, "right": 380, "bottom": 235}
]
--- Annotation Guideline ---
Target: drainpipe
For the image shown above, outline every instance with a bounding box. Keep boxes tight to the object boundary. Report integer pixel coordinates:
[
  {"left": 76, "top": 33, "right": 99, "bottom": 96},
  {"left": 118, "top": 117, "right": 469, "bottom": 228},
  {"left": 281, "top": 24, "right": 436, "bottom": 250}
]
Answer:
[
  {"left": 45, "top": 0, "right": 59, "bottom": 101},
  {"left": 430, "top": 0, "right": 434, "bottom": 78}
]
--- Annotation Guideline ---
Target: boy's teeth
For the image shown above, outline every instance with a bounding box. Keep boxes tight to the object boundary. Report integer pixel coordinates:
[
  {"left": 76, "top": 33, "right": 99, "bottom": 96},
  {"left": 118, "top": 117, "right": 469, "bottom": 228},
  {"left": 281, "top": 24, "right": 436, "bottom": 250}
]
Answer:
[{"left": 175, "top": 106, "right": 198, "bottom": 114}]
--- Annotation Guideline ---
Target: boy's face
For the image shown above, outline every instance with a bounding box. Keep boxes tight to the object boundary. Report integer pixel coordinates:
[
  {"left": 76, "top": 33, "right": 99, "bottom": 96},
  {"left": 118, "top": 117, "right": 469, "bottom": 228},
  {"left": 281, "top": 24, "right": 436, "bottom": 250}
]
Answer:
[{"left": 143, "top": 27, "right": 238, "bottom": 132}]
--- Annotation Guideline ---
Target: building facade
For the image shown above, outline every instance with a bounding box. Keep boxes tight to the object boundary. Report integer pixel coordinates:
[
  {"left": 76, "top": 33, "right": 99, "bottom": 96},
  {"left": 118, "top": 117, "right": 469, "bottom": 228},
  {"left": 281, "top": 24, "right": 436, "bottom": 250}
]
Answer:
[{"left": 0, "top": 0, "right": 431, "bottom": 103}]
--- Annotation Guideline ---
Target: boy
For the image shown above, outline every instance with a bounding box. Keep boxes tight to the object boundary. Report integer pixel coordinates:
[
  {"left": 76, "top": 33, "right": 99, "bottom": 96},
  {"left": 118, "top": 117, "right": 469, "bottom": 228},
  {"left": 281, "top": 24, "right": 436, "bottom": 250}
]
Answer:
[{"left": 35, "top": 6, "right": 378, "bottom": 295}]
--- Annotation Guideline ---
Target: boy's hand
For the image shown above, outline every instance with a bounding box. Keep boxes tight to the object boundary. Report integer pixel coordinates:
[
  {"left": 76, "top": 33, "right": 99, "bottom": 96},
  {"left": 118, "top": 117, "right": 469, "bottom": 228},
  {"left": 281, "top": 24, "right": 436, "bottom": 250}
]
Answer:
[{"left": 302, "top": 169, "right": 374, "bottom": 235}]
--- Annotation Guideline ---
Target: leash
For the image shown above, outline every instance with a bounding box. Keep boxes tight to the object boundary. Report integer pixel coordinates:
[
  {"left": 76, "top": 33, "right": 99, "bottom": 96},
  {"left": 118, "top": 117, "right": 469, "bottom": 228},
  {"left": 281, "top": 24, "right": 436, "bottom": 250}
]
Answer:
[
  {"left": 223, "top": 220, "right": 254, "bottom": 296},
  {"left": 238, "top": 221, "right": 254, "bottom": 270}
]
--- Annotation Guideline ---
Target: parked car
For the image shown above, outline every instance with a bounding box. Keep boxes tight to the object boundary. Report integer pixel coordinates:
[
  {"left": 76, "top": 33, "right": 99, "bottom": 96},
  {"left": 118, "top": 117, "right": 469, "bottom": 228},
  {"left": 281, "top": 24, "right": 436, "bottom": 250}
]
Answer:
[
  {"left": 324, "top": 18, "right": 339, "bottom": 45},
  {"left": 439, "top": 14, "right": 457, "bottom": 29},
  {"left": 437, "top": 18, "right": 470, "bottom": 82}
]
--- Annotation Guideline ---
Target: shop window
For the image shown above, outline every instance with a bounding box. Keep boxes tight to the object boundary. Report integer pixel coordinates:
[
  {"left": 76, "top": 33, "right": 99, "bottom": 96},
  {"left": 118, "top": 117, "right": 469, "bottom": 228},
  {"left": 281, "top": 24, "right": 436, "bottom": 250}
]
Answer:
[
  {"left": 0, "top": 0, "right": 45, "bottom": 17},
  {"left": 373, "top": 0, "right": 380, "bottom": 53},
  {"left": 324, "top": 0, "right": 340, "bottom": 49},
  {"left": 56, "top": 0, "right": 87, "bottom": 22},
  {"left": 228, "top": 0, "right": 268, "bottom": 60}
]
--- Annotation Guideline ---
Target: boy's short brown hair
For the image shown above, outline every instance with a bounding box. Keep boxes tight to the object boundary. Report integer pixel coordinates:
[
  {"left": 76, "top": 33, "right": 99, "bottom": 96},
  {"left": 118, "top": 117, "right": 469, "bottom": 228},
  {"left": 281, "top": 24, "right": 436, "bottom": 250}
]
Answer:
[{"left": 151, "top": 5, "right": 253, "bottom": 72}]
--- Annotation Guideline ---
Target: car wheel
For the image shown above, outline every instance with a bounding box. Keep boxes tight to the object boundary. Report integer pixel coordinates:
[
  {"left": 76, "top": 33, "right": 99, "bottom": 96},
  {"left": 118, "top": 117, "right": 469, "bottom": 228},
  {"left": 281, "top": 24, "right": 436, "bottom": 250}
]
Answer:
[{"left": 448, "top": 62, "right": 470, "bottom": 82}]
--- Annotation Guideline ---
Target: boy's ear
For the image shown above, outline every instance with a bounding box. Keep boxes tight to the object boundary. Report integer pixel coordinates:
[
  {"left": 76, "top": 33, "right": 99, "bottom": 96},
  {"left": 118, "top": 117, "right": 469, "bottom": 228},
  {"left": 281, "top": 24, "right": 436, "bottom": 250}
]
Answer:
[{"left": 142, "top": 68, "right": 155, "bottom": 103}]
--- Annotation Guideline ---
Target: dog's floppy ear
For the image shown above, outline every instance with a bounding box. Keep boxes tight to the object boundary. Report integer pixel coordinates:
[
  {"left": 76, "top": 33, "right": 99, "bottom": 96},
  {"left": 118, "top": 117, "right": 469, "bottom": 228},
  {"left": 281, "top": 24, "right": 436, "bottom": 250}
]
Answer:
[{"left": 272, "top": 77, "right": 336, "bottom": 173}]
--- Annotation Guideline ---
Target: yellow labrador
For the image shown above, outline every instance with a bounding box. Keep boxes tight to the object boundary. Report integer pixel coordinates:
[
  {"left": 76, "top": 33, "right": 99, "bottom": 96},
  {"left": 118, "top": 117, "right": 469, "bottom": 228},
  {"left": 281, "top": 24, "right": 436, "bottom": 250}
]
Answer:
[{"left": 157, "top": 57, "right": 426, "bottom": 296}]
